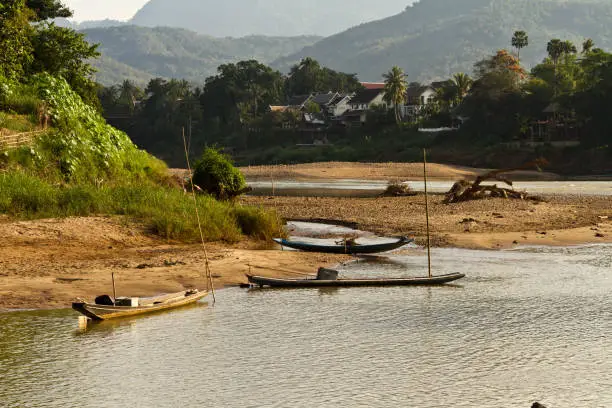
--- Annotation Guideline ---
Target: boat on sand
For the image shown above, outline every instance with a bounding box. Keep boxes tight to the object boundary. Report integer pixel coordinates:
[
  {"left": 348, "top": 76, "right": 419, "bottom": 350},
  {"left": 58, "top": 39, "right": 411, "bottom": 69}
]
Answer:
[{"left": 273, "top": 236, "right": 413, "bottom": 254}]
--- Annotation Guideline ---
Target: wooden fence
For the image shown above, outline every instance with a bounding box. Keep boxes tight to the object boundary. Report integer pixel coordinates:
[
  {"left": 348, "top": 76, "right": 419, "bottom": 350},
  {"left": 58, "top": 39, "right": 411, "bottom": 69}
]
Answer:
[{"left": 0, "top": 130, "right": 46, "bottom": 150}]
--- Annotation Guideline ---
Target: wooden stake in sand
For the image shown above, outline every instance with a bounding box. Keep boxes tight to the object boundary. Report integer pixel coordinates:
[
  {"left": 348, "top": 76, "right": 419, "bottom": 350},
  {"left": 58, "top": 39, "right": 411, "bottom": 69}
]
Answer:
[
  {"left": 182, "top": 128, "right": 216, "bottom": 304},
  {"left": 423, "top": 149, "right": 432, "bottom": 278},
  {"left": 111, "top": 271, "right": 117, "bottom": 305}
]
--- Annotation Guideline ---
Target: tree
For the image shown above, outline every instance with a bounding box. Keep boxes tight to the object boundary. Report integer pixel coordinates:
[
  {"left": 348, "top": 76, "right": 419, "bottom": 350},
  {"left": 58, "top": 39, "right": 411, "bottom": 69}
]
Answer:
[
  {"left": 30, "top": 22, "right": 100, "bottom": 104},
  {"left": 511, "top": 30, "right": 529, "bottom": 63},
  {"left": 201, "top": 60, "right": 283, "bottom": 127},
  {"left": 582, "top": 38, "right": 595, "bottom": 55},
  {"left": 192, "top": 147, "right": 247, "bottom": 200},
  {"left": 0, "top": 3, "right": 32, "bottom": 80},
  {"left": 118, "top": 80, "right": 143, "bottom": 114},
  {"left": 382, "top": 66, "right": 408, "bottom": 124},
  {"left": 285, "top": 57, "right": 363, "bottom": 96},
  {"left": 25, "top": 0, "right": 72, "bottom": 21},
  {"left": 547, "top": 39, "right": 564, "bottom": 66},
  {"left": 453, "top": 72, "right": 473, "bottom": 103}
]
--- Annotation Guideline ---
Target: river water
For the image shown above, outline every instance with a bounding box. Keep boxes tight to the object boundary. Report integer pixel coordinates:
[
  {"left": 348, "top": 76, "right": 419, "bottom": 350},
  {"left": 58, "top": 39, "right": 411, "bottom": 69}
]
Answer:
[
  {"left": 248, "top": 179, "right": 612, "bottom": 196},
  {"left": 1, "top": 244, "right": 611, "bottom": 407}
]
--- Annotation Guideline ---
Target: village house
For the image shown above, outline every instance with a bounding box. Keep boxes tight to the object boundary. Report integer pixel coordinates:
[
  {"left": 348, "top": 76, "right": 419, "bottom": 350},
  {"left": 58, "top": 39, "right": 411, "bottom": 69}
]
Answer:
[
  {"left": 402, "top": 84, "right": 436, "bottom": 118},
  {"left": 338, "top": 88, "right": 386, "bottom": 125}
]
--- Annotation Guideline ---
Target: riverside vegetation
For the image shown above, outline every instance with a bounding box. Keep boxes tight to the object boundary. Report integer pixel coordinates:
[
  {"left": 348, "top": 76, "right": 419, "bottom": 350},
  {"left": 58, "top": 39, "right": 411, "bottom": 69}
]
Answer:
[{"left": 0, "top": 0, "right": 281, "bottom": 243}]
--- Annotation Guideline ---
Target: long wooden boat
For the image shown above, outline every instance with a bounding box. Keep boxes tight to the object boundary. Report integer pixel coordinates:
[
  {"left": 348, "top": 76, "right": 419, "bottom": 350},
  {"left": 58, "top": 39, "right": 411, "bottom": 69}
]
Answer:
[
  {"left": 273, "top": 236, "right": 413, "bottom": 254},
  {"left": 72, "top": 289, "right": 208, "bottom": 321},
  {"left": 247, "top": 273, "right": 465, "bottom": 288}
]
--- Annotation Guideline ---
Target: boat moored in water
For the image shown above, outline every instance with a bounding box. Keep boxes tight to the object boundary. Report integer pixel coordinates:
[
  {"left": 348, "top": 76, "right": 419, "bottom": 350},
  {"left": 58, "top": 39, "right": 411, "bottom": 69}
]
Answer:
[
  {"left": 72, "top": 289, "right": 208, "bottom": 321},
  {"left": 247, "top": 268, "right": 465, "bottom": 288}
]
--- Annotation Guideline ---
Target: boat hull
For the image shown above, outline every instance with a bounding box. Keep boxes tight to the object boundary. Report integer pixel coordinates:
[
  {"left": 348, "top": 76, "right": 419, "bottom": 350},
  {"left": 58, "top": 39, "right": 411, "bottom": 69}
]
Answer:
[
  {"left": 72, "top": 290, "right": 208, "bottom": 321},
  {"left": 273, "top": 237, "right": 413, "bottom": 254},
  {"left": 247, "top": 273, "right": 465, "bottom": 288}
]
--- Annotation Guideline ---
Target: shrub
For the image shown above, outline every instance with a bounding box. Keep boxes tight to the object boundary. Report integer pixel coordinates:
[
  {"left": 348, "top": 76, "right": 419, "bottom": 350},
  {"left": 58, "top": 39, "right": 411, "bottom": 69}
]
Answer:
[
  {"left": 233, "top": 206, "right": 284, "bottom": 240},
  {"left": 192, "top": 147, "right": 247, "bottom": 200}
]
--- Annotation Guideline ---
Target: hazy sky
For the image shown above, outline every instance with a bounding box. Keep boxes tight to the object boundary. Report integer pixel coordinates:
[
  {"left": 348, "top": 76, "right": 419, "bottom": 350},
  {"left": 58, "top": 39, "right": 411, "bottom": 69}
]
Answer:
[{"left": 62, "top": 0, "right": 149, "bottom": 21}]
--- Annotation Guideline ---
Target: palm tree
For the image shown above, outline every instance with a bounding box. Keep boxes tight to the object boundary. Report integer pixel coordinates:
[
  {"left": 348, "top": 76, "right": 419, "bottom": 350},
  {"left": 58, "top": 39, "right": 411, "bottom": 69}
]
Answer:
[
  {"left": 561, "top": 40, "right": 577, "bottom": 55},
  {"left": 582, "top": 38, "right": 595, "bottom": 54},
  {"left": 382, "top": 66, "right": 408, "bottom": 125},
  {"left": 547, "top": 39, "right": 564, "bottom": 66},
  {"left": 119, "top": 80, "right": 139, "bottom": 115},
  {"left": 452, "top": 72, "right": 473, "bottom": 103},
  {"left": 511, "top": 30, "right": 529, "bottom": 63}
]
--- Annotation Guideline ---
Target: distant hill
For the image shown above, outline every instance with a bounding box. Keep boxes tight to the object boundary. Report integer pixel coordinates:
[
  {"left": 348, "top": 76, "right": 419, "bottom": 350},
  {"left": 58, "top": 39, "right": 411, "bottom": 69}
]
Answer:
[
  {"left": 54, "top": 18, "right": 127, "bottom": 30},
  {"left": 130, "top": 0, "right": 412, "bottom": 37},
  {"left": 273, "top": 0, "right": 612, "bottom": 82},
  {"left": 83, "top": 26, "right": 321, "bottom": 85}
]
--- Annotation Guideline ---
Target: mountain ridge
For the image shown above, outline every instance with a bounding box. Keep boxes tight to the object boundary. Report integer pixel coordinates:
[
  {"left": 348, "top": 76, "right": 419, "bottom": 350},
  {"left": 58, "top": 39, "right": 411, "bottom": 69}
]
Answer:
[{"left": 129, "top": 0, "right": 413, "bottom": 37}]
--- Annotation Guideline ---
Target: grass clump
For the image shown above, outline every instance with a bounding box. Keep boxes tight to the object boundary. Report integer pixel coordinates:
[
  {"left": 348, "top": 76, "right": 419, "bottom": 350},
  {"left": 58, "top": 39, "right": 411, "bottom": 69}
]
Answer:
[{"left": 233, "top": 206, "right": 284, "bottom": 241}]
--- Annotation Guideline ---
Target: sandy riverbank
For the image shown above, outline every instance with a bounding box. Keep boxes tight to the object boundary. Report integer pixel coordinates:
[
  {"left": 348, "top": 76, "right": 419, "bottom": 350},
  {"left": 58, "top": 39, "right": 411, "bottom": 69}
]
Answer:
[
  {"left": 240, "top": 162, "right": 562, "bottom": 181},
  {"left": 2, "top": 186, "right": 611, "bottom": 310},
  {"left": 241, "top": 193, "right": 612, "bottom": 249},
  {"left": 0, "top": 217, "right": 348, "bottom": 310}
]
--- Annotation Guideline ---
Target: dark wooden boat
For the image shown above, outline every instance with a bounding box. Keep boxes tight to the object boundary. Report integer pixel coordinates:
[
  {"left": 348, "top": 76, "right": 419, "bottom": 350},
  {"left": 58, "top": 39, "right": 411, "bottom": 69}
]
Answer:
[
  {"left": 247, "top": 269, "right": 465, "bottom": 288},
  {"left": 72, "top": 289, "right": 208, "bottom": 321},
  {"left": 273, "top": 236, "right": 413, "bottom": 254}
]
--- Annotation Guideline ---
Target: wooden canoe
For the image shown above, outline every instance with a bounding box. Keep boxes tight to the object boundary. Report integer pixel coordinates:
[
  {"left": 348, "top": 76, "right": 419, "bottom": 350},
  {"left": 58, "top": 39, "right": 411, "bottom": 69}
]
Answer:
[
  {"left": 72, "top": 289, "right": 208, "bottom": 321},
  {"left": 273, "top": 236, "right": 413, "bottom": 254},
  {"left": 247, "top": 273, "right": 465, "bottom": 288}
]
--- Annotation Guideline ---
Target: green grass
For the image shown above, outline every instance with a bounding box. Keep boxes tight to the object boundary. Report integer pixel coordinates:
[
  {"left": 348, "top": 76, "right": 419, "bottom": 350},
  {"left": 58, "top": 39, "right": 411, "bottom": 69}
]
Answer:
[
  {"left": 0, "top": 172, "right": 284, "bottom": 242},
  {"left": 0, "top": 84, "right": 42, "bottom": 116},
  {"left": 0, "top": 113, "right": 39, "bottom": 132}
]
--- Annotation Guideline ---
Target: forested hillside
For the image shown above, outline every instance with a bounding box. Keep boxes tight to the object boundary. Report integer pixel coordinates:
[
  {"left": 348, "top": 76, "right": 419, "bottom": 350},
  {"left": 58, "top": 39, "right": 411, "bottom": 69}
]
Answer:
[
  {"left": 130, "top": 0, "right": 411, "bottom": 37},
  {"left": 83, "top": 26, "right": 321, "bottom": 85},
  {"left": 274, "top": 0, "right": 612, "bottom": 81}
]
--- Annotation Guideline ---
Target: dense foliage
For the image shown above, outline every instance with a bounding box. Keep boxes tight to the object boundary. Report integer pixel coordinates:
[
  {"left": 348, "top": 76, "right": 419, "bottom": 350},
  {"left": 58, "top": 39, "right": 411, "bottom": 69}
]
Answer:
[
  {"left": 99, "top": 58, "right": 365, "bottom": 165},
  {"left": 0, "top": 1, "right": 99, "bottom": 104}
]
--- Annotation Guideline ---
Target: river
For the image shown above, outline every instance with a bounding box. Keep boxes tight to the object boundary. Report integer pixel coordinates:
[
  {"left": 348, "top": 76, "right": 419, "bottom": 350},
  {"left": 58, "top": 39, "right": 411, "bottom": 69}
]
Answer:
[
  {"left": 248, "top": 179, "right": 612, "bottom": 197},
  {"left": 1, "top": 244, "right": 611, "bottom": 407}
]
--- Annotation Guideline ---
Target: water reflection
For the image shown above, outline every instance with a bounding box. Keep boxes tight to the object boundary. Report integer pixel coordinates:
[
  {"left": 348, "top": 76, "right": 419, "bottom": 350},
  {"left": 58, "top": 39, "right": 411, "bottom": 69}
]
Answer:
[{"left": 1, "top": 245, "right": 612, "bottom": 407}]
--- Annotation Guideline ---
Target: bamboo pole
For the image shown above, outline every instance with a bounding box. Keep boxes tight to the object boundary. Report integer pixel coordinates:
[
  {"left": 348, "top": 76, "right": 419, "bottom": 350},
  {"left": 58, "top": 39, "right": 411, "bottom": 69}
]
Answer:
[
  {"left": 111, "top": 272, "right": 117, "bottom": 305},
  {"left": 423, "top": 149, "right": 432, "bottom": 278},
  {"left": 182, "top": 128, "right": 216, "bottom": 304}
]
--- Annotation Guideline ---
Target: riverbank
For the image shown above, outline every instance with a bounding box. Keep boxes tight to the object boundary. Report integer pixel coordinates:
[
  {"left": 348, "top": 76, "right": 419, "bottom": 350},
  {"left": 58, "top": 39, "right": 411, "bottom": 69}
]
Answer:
[
  {"left": 3, "top": 191, "right": 611, "bottom": 310},
  {"left": 241, "top": 193, "right": 612, "bottom": 249},
  {"left": 0, "top": 216, "right": 348, "bottom": 310},
  {"left": 240, "top": 162, "right": 563, "bottom": 181}
]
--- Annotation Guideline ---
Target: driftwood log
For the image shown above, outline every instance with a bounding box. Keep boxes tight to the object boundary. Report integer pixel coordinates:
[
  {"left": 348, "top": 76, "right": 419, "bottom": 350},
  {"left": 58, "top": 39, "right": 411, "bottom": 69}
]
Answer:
[{"left": 444, "top": 159, "right": 548, "bottom": 204}]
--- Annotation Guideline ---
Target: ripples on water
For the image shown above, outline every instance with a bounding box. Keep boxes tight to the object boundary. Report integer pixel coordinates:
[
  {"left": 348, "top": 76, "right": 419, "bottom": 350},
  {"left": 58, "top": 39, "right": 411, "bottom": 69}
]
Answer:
[{"left": 1, "top": 245, "right": 611, "bottom": 408}]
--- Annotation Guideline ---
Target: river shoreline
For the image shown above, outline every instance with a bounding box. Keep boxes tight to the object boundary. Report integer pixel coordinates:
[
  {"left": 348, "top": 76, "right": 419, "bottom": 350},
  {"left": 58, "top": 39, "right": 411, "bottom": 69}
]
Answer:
[
  {"left": 2, "top": 193, "right": 612, "bottom": 310},
  {"left": 3, "top": 162, "right": 612, "bottom": 310}
]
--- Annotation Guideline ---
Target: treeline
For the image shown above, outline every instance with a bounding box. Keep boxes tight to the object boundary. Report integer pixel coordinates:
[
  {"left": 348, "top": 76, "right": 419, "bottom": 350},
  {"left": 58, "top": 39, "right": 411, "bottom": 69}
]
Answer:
[{"left": 98, "top": 58, "right": 365, "bottom": 165}]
